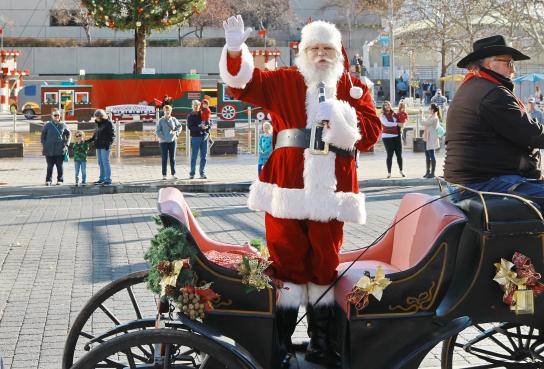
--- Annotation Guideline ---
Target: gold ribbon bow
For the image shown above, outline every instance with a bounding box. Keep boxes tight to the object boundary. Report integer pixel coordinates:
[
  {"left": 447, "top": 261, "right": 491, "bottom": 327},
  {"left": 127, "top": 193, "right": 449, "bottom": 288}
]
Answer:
[
  {"left": 493, "top": 258, "right": 527, "bottom": 291},
  {"left": 160, "top": 259, "right": 190, "bottom": 296},
  {"left": 346, "top": 265, "right": 392, "bottom": 312},
  {"left": 238, "top": 256, "right": 273, "bottom": 291}
]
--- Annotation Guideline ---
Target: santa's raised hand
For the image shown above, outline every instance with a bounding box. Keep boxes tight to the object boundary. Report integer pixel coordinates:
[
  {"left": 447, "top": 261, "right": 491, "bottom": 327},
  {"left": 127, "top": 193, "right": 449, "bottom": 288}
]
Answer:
[{"left": 223, "top": 15, "right": 252, "bottom": 52}]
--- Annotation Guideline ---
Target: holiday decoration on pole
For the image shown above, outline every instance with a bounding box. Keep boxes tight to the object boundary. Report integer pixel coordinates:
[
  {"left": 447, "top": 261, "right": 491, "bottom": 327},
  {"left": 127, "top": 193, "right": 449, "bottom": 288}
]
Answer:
[{"left": 346, "top": 265, "right": 391, "bottom": 312}]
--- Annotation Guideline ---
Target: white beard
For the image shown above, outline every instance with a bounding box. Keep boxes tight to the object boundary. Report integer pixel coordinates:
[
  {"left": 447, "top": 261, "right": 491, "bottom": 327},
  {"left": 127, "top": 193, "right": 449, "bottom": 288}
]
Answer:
[{"left": 295, "top": 52, "right": 344, "bottom": 128}]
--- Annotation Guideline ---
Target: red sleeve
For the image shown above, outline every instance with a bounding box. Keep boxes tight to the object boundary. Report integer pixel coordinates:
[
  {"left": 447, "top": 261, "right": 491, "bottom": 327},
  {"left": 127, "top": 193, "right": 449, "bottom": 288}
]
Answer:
[{"left": 351, "top": 77, "right": 382, "bottom": 152}]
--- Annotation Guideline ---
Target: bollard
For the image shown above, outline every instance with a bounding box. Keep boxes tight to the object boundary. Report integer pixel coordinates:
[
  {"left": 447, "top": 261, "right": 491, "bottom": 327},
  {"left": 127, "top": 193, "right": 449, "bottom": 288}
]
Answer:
[
  {"left": 255, "top": 119, "right": 260, "bottom": 157},
  {"left": 12, "top": 111, "right": 16, "bottom": 133},
  {"left": 415, "top": 115, "right": 420, "bottom": 138},
  {"left": 116, "top": 119, "right": 121, "bottom": 159},
  {"left": 248, "top": 107, "right": 252, "bottom": 153}
]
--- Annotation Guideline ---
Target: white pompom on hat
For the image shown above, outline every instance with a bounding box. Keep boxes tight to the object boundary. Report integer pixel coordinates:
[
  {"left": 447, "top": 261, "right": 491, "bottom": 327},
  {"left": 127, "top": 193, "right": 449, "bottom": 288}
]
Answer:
[{"left": 298, "top": 21, "right": 342, "bottom": 53}]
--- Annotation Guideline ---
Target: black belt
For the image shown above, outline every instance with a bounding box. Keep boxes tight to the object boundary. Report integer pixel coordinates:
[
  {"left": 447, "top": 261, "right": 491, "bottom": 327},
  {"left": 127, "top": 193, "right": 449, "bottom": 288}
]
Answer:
[{"left": 275, "top": 128, "right": 356, "bottom": 157}]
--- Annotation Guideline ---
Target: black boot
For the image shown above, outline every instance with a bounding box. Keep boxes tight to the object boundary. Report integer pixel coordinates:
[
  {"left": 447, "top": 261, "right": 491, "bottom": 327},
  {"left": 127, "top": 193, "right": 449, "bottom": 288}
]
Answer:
[
  {"left": 423, "top": 157, "right": 431, "bottom": 178},
  {"left": 430, "top": 159, "right": 436, "bottom": 178},
  {"left": 276, "top": 308, "right": 299, "bottom": 368},
  {"left": 305, "top": 305, "right": 341, "bottom": 368}
]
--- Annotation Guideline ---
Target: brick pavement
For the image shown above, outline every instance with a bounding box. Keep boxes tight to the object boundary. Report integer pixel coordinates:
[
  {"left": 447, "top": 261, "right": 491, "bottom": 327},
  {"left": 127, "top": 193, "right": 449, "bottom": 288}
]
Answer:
[{"left": 0, "top": 187, "right": 489, "bottom": 368}]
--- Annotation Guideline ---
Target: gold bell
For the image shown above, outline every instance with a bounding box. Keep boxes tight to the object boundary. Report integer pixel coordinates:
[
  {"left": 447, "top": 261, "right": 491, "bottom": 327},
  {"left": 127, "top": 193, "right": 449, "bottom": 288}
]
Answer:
[{"left": 511, "top": 285, "right": 534, "bottom": 315}]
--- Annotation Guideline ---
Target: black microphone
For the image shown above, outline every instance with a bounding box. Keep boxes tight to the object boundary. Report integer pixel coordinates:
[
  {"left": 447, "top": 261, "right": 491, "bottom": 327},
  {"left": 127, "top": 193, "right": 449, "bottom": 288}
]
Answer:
[{"left": 318, "top": 81, "right": 326, "bottom": 103}]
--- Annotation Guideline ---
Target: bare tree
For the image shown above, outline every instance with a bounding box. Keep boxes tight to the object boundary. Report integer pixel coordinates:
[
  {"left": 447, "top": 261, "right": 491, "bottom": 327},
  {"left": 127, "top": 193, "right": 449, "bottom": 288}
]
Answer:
[
  {"left": 231, "top": 0, "right": 294, "bottom": 30},
  {"left": 53, "top": 0, "right": 94, "bottom": 44},
  {"left": 188, "top": 0, "right": 233, "bottom": 39},
  {"left": 493, "top": 0, "right": 544, "bottom": 54}
]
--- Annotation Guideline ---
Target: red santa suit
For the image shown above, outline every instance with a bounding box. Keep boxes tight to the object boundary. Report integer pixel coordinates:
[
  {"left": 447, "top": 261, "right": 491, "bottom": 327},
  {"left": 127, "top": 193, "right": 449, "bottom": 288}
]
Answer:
[{"left": 219, "top": 28, "right": 381, "bottom": 307}]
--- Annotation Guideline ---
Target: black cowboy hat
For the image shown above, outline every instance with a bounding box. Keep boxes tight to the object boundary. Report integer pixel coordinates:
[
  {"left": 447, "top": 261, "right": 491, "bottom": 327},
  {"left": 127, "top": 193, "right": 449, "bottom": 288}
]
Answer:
[{"left": 457, "top": 35, "right": 530, "bottom": 68}]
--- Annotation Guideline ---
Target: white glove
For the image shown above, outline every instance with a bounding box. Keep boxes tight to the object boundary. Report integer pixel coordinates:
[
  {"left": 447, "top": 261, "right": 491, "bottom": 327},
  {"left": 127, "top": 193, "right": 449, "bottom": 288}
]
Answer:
[
  {"left": 316, "top": 100, "right": 334, "bottom": 122},
  {"left": 223, "top": 15, "right": 252, "bottom": 52}
]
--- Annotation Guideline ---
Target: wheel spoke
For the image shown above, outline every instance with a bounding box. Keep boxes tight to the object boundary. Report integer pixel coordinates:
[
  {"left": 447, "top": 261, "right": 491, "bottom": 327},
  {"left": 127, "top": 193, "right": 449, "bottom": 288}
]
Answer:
[
  {"left": 524, "top": 327, "right": 535, "bottom": 350},
  {"left": 79, "top": 331, "right": 96, "bottom": 340},
  {"left": 470, "top": 324, "right": 515, "bottom": 354},
  {"left": 516, "top": 325, "right": 524, "bottom": 348},
  {"left": 127, "top": 286, "right": 143, "bottom": 320},
  {"left": 163, "top": 344, "right": 172, "bottom": 369},
  {"left": 467, "top": 346, "right": 519, "bottom": 361},
  {"left": 99, "top": 303, "right": 121, "bottom": 325},
  {"left": 124, "top": 349, "right": 138, "bottom": 369}
]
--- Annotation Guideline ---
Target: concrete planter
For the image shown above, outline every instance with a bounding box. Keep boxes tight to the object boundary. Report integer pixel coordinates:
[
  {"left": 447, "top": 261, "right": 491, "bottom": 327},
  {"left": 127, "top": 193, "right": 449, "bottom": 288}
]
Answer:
[
  {"left": 125, "top": 122, "right": 144, "bottom": 131},
  {"left": 77, "top": 122, "right": 96, "bottom": 131},
  {"left": 140, "top": 141, "right": 161, "bottom": 156},
  {"left": 0, "top": 143, "right": 23, "bottom": 158},
  {"left": 210, "top": 140, "right": 238, "bottom": 156},
  {"left": 29, "top": 122, "right": 44, "bottom": 133}
]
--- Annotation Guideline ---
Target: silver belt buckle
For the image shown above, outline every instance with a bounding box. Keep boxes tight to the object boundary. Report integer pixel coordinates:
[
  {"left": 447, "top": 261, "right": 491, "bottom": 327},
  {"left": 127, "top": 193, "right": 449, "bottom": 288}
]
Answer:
[{"left": 309, "top": 122, "right": 329, "bottom": 155}]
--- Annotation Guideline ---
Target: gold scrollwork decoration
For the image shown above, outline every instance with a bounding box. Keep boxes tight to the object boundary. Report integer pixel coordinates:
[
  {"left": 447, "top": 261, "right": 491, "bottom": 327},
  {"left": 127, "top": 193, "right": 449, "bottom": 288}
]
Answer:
[
  {"left": 213, "top": 297, "right": 234, "bottom": 309},
  {"left": 388, "top": 281, "right": 436, "bottom": 313}
]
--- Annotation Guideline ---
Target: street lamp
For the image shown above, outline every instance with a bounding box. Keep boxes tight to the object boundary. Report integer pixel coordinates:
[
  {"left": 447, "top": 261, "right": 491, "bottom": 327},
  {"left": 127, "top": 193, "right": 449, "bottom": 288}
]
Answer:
[{"left": 388, "top": 0, "right": 395, "bottom": 104}]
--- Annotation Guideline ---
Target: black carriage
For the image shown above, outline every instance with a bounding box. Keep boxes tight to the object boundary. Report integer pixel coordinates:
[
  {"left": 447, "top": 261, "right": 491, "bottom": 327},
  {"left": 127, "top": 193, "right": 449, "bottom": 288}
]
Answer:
[{"left": 62, "top": 185, "right": 544, "bottom": 369}]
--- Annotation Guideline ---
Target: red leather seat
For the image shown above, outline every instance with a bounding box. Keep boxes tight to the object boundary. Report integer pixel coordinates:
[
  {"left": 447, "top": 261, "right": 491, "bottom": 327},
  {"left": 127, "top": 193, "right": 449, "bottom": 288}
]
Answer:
[
  {"left": 157, "top": 187, "right": 257, "bottom": 258},
  {"left": 335, "top": 193, "right": 466, "bottom": 314}
]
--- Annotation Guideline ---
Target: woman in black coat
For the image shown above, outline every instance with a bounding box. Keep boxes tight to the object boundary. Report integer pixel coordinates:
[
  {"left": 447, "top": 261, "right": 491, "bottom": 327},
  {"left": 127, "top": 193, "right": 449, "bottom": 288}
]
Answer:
[{"left": 87, "top": 109, "right": 115, "bottom": 185}]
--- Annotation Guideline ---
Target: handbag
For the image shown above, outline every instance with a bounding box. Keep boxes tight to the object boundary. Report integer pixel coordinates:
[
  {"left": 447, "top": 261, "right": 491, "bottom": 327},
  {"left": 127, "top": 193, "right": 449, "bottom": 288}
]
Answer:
[
  {"left": 436, "top": 123, "right": 446, "bottom": 138},
  {"left": 51, "top": 122, "right": 69, "bottom": 161}
]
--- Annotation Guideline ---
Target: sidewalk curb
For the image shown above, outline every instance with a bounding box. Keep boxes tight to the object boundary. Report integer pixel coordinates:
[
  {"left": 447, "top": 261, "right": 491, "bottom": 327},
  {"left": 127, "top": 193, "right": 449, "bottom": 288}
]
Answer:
[{"left": 0, "top": 178, "right": 438, "bottom": 197}]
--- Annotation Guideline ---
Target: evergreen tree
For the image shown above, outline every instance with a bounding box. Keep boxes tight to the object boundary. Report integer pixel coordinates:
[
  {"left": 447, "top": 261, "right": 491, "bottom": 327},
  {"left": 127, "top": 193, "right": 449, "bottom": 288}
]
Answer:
[{"left": 82, "top": 0, "right": 205, "bottom": 73}]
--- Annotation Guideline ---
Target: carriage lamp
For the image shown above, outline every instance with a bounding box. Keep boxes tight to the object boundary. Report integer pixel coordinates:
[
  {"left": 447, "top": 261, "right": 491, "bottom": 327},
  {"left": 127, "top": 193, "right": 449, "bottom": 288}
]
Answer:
[{"left": 511, "top": 286, "right": 534, "bottom": 315}]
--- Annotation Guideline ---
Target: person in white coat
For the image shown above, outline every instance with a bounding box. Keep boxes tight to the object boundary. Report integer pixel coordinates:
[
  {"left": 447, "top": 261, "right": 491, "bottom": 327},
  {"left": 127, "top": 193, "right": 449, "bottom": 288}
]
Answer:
[{"left": 420, "top": 103, "right": 441, "bottom": 178}]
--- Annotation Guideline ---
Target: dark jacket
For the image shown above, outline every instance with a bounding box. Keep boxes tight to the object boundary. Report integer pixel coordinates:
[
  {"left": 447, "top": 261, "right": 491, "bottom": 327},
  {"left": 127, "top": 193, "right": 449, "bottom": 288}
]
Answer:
[
  {"left": 444, "top": 68, "right": 544, "bottom": 184},
  {"left": 187, "top": 111, "right": 209, "bottom": 137},
  {"left": 88, "top": 119, "right": 115, "bottom": 149},
  {"left": 41, "top": 121, "right": 70, "bottom": 156}
]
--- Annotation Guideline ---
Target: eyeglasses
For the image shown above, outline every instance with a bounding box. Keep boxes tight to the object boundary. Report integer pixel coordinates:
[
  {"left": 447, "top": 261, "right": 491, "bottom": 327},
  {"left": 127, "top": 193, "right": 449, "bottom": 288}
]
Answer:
[
  {"left": 52, "top": 114, "right": 60, "bottom": 117},
  {"left": 494, "top": 58, "right": 515, "bottom": 68}
]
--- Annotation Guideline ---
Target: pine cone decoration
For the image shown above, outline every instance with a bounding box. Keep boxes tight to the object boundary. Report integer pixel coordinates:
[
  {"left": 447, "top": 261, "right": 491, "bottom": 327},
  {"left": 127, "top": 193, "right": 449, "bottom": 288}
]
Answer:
[
  {"left": 164, "top": 284, "right": 177, "bottom": 297},
  {"left": 157, "top": 260, "right": 173, "bottom": 276}
]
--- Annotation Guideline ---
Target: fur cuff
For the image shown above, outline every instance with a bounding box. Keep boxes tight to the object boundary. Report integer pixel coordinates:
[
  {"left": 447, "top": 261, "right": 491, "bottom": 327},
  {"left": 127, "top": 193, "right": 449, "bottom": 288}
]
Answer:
[
  {"left": 322, "top": 100, "right": 361, "bottom": 150},
  {"left": 308, "top": 282, "right": 335, "bottom": 306},
  {"left": 219, "top": 43, "right": 254, "bottom": 89},
  {"left": 277, "top": 282, "right": 307, "bottom": 308}
]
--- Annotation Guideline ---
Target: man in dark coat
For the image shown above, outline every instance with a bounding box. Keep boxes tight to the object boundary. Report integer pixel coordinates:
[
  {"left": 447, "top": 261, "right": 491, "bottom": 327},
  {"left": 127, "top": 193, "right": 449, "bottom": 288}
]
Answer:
[{"left": 444, "top": 35, "right": 544, "bottom": 204}]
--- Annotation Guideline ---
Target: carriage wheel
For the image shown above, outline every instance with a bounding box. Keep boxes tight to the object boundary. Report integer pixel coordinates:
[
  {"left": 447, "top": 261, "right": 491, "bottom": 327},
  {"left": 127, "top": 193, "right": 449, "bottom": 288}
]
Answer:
[
  {"left": 62, "top": 269, "right": 157, "bottom": 369},
  {"left": 71, "top": 329, "right": 248, "bottom": 369},
  {"left": 441, "top": 322, "right": 544, "bottom": 368}
]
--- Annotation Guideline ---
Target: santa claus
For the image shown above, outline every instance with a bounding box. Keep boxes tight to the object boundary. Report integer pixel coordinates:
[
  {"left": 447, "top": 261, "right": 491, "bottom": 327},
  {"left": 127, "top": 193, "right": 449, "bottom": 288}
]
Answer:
[{"left": 219, "top": 15, "right": 381, "bottom": 367}]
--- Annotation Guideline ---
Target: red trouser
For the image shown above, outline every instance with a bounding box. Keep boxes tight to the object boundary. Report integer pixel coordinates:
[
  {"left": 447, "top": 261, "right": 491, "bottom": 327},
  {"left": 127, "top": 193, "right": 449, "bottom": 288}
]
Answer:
[{"left": 265, "top": 213, "right": 344, "bottom": 285}]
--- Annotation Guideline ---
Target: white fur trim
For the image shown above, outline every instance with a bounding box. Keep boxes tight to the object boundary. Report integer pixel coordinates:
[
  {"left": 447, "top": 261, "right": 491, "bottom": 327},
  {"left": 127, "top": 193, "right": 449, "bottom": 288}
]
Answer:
[
  {"left": 277, "top": 282, "right": 307, "bottom": 308},
  {"left": 307, "top": 282, "right": 335, "bottom": 306},
  {"left": 247, "top": 180, "right": 366, "bottom": 224},
  {"left": 298, "top": 21, "right": 342, "bottom": 53},
  {"left": 322, "top": 100, "right": 361, "bottom": 150},
  {"left": 219, "top": 43, "right": 254, "bottom": 89}
]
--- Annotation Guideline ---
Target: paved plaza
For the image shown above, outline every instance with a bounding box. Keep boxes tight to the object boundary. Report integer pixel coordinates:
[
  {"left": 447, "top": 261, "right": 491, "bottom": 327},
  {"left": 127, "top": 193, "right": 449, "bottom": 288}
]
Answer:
[{"left": 0, "top": 185, "right": 495, "bottom": 369}]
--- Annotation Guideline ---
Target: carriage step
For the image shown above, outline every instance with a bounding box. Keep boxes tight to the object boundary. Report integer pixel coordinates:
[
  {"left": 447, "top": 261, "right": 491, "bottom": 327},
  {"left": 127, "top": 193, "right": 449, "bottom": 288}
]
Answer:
[{"left": 209, "top": 193, "right": 247, "bottom": 198}]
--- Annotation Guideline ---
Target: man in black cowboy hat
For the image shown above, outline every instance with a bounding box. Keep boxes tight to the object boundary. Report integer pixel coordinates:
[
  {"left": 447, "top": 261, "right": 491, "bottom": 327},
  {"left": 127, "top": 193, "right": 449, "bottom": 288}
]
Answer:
[{"left": 444, "top": 35, "right": 544, "bottom": 204}]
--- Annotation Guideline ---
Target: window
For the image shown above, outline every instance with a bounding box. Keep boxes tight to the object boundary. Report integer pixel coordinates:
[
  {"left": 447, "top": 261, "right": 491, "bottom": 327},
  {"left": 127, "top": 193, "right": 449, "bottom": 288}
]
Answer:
[
  {"left": 75, "top": 92, "right": 89, "bottom": 104},
  {"left": 50, "top": 9, "right": 82, "bottom": 27},
  {"left": 23, "top": 85, "right": 36, "bottom": 96},
  {"left": 44, "top": 92, "right": 58, "bottom": 105}
]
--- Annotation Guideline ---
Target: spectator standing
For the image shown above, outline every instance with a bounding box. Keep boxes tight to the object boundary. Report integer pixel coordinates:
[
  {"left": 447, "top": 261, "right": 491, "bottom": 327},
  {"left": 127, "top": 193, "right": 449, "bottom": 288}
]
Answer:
[
  {"left": 73, "top": 130, "right": 89, "bottom": 186},
  {"left": 156, "top": 104, "right": 182, "bottom": 180},
  {"left": 528, "top": 97, "right": 544, "bottom": 124},
  {"left": 41, "top": 108, "right": 70, "bottom": 186},
  {"left": 87, "top": 109, "right": 115, "bottom": 185},
  {"left": 535, "top": 86, "right": 543, "bottom": 103},
  {"left": 394, "top": 102, "right": 408, "bottom": 146},
  {"left": 431, "top": 89, "right": 448, "bottom": 109},
  {"left": 188, "top": 100, "right": 209, "bottom": 179},
  {"left": 380, "top": 100, "right": 405, "bottom": 178},
  {"left": 420, "top": 103, "right": 441, "bottom": 178},
  {"left": 258, "top": 121, "right": 273, "bottom": 175}
]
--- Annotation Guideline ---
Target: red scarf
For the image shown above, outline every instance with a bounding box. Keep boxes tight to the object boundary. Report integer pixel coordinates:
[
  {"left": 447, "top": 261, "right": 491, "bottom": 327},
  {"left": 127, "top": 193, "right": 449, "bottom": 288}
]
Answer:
[{"left": 464, "top": 70, "right": 526, "bottom": 113}]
